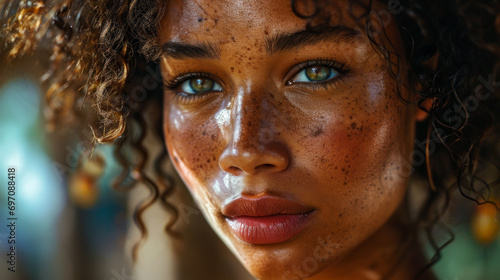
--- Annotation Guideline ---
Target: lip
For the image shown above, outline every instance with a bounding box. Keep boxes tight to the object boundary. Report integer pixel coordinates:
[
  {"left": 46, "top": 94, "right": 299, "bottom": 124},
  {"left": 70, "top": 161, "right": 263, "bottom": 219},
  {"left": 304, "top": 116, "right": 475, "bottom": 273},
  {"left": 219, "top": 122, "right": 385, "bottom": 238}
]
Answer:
[{"left": 222, "top": 196, "right": 316, "bottom": 244}]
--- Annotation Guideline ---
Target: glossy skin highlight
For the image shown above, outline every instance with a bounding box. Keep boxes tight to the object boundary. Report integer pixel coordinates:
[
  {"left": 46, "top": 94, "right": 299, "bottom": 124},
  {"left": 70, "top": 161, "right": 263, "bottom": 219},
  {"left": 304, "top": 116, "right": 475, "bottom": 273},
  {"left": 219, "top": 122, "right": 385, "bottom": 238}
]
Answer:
[{"left": 159, "top": 1, "right": 430, "bottom": 279}]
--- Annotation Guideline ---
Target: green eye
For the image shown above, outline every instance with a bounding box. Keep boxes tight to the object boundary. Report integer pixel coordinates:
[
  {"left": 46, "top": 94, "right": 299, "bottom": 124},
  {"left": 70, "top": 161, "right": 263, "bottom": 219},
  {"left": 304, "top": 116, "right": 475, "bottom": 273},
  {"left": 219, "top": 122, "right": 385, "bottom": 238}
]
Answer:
[
  {"left": 292, "top": 66, "right": 339, "bottom": 83},
  {"left": 181, "top": 78, "right": 222, "bottom": 94},
  {"left": 306, "top": 67, "right": 331, "bottom": 81}
]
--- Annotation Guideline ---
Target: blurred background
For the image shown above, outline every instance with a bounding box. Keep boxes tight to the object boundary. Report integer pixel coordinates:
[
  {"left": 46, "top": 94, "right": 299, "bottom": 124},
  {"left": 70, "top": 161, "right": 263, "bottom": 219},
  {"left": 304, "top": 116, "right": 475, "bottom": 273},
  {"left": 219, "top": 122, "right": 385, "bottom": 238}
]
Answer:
[{"left": 0, "top": 43, "right": 499, "bottom": 280}]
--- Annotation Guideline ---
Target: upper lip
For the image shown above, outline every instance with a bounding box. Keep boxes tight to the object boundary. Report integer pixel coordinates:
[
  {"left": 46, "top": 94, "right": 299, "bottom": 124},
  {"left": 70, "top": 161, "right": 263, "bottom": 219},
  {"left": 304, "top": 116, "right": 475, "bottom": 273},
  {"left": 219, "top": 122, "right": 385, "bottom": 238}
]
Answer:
[{"left": 222, "top": 195, "right": 315, "bottom": 218}]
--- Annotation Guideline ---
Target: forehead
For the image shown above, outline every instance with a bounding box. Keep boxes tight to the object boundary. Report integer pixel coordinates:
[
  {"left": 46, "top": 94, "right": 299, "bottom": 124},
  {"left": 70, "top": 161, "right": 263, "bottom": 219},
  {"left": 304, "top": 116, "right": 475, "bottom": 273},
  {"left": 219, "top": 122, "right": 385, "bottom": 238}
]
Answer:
[{"left": 159, "top": 0, "right": 354, "bottom": 43}]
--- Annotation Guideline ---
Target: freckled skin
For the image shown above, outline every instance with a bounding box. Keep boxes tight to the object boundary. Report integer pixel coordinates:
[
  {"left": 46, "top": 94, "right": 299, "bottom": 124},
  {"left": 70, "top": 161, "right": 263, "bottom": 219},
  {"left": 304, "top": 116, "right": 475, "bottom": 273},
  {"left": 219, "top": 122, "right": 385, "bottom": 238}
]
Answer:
[{"left": 159, "top": 0, "right": 432, "bottom": 279}]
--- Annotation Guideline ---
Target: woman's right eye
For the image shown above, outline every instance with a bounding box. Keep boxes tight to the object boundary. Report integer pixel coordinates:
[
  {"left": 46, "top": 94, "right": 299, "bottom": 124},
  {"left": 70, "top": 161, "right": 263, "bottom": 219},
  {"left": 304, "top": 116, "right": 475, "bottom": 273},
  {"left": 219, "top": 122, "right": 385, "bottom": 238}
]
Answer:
[{"left": 180, "top": 77, "right": 222, "bottom": 94}]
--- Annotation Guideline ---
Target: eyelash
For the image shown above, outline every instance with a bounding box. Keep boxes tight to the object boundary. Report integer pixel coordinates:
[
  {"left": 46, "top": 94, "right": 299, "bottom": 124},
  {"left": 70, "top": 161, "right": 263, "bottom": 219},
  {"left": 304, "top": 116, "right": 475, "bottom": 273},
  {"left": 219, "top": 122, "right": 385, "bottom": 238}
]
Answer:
[
  {"left": 287, "top": 59, "right": 351, "bottom": 89},
  {"left": 163, "top": 60, "right": 351, "bottom": 103},
  {"left": 163, "top": 71, "right": 220, "bottom": 104}
]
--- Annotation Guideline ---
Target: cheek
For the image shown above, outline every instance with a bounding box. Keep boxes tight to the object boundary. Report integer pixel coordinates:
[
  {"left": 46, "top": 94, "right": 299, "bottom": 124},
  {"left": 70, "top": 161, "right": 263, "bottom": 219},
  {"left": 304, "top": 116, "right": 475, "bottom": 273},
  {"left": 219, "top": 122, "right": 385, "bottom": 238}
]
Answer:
[
  {"left": 296, "top": 91, "right": 413, "bottom": 237},
  {"left": 163, "top": 103, "right": 222, "bottom": 193}
]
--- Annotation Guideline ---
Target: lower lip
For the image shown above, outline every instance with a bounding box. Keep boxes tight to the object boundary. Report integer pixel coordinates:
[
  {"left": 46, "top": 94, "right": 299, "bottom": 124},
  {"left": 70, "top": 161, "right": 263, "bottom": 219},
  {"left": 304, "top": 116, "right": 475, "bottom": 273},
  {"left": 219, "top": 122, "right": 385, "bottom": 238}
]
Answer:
[{"left": 225, "top": 211, "right": 315, "bottom": 244}]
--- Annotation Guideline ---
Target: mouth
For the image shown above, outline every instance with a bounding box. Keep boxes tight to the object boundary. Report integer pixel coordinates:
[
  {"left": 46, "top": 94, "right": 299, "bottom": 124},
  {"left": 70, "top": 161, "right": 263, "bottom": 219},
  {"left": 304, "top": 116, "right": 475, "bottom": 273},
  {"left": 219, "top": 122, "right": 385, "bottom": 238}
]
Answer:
[{"left": 222, "top": 196, "right": 316, "bottom": 244}]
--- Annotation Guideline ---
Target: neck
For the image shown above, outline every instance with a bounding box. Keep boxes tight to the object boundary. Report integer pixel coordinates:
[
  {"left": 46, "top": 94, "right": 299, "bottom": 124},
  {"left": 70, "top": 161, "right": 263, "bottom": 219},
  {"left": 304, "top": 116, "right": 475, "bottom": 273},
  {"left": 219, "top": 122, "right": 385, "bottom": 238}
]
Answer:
[{"left": 307, "top": 205, "right": 437, "bottom": 280}]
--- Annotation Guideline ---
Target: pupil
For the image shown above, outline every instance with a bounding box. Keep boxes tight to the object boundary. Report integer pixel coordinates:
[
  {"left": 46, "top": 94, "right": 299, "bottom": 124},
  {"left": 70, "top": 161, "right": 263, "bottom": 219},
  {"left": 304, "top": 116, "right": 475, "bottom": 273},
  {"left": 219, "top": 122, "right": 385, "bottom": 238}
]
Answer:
[
  {"left": 190, "top": 78, "right": 213, "bottom": 93},
  {"left": 306, "top": 67, "right": 330, "bottom": 81}
]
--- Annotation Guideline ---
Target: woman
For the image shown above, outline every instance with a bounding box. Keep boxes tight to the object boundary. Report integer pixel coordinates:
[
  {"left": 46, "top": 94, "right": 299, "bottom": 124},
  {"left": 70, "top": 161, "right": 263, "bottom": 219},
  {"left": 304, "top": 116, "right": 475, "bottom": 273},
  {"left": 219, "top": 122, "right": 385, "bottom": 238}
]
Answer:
[{"left": 1, "top": 0, "right": 499, "bottom": 279}]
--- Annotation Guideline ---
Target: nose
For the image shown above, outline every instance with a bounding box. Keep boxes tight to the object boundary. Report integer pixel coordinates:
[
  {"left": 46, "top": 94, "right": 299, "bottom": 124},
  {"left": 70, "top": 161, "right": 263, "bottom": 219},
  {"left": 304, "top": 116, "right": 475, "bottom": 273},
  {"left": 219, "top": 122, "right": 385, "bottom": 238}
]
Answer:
[{"left": 218, "top": 91, "right": 290, "bottom": 176}]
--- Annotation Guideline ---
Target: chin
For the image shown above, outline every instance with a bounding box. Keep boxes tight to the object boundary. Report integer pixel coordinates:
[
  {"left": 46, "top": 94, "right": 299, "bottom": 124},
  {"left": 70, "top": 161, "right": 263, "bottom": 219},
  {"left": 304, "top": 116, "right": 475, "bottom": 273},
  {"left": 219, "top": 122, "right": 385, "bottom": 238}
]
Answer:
[
  {"left": 244, "top": 255, "right": 335, "bottom": 280},
  {"left": 226, "top": 233, "right": 345, "bottom": 280}
]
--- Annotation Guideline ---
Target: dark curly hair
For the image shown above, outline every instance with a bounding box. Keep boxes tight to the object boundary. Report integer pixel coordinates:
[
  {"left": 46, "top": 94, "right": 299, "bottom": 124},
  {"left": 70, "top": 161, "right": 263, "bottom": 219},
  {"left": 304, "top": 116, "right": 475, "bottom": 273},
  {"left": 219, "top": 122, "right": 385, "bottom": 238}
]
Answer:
[{"left": 1, "top": 0, "right": 499, "bottom": 278}]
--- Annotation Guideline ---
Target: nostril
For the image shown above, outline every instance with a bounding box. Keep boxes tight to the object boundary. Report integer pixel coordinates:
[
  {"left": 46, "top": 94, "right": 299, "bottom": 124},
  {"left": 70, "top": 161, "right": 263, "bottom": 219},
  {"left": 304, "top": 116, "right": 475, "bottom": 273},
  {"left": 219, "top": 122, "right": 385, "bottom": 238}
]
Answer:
[
  {"left": 228, "top": 166, "right": 241, "bottom": 174},
  {"left": 219, "top": 141, "right": 290, "bottom": 175},
  {"left": 227, "top": 164, "right": 276, "bottom": 175}
]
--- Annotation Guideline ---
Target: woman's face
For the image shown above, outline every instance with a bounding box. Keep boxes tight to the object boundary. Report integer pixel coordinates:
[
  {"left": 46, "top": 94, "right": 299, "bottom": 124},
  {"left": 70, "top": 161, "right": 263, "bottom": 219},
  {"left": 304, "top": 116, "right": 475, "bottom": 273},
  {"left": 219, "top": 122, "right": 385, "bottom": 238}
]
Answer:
[{"left": 160, "top": 0, "right": 420, "bottom": 279}]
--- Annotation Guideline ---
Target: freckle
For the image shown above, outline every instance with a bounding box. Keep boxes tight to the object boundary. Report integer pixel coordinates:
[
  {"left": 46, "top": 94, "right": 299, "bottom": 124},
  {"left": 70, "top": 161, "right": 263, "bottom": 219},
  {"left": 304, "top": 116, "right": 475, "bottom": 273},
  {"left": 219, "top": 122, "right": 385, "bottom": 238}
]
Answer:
[
  {"left": 270, "top": 93, "right": 274, "bottom": 99},
  {"left": 230, "top": 67, "right": 234, "bottom": 72},
  {"left": 197, "top": 17, "right": 203, "bottom": 22},
  {"left": 231, "top": 36, "right": 236, "bottom": 42},
  {"left": 207, "top": 159, "right": 211, "bottom": 163},
  {"left": 350, "top": 122, "right": 357, "bottom": 129},
  {"left": 206, "top": 28, "right": 210, "bottom": 31},
  {"left": 311, "top": 127, "right": 323, "bottom": 137}
]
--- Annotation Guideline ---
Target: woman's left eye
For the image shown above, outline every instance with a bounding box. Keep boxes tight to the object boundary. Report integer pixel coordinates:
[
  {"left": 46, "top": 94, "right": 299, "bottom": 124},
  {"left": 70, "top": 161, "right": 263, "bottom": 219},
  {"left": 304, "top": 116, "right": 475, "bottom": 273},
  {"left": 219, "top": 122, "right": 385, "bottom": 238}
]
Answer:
[{"left": 291, "top": 66, "right": 339, "bottom": 83}]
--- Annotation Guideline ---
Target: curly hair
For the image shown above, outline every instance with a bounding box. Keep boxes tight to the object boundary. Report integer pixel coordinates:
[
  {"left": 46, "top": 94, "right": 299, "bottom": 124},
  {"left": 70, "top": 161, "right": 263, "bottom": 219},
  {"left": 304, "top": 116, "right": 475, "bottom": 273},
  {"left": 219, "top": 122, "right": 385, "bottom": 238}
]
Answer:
[{"left": 1, "top": 0, "right": 499, "bottom": 277}]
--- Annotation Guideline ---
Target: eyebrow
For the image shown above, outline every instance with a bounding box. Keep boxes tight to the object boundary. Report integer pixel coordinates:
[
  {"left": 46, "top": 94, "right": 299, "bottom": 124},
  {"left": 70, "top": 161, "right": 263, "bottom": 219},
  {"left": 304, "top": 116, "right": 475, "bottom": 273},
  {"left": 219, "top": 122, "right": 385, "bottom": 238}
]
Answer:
[
  {"left": 265, "top": 25, "right": 362, "bottom": 54},
  {"left": 162, "top": 41, "right": 220, "bottom": 59},
  {"left": 161, "top": 25, "right": 361, "bottom": 60}
]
